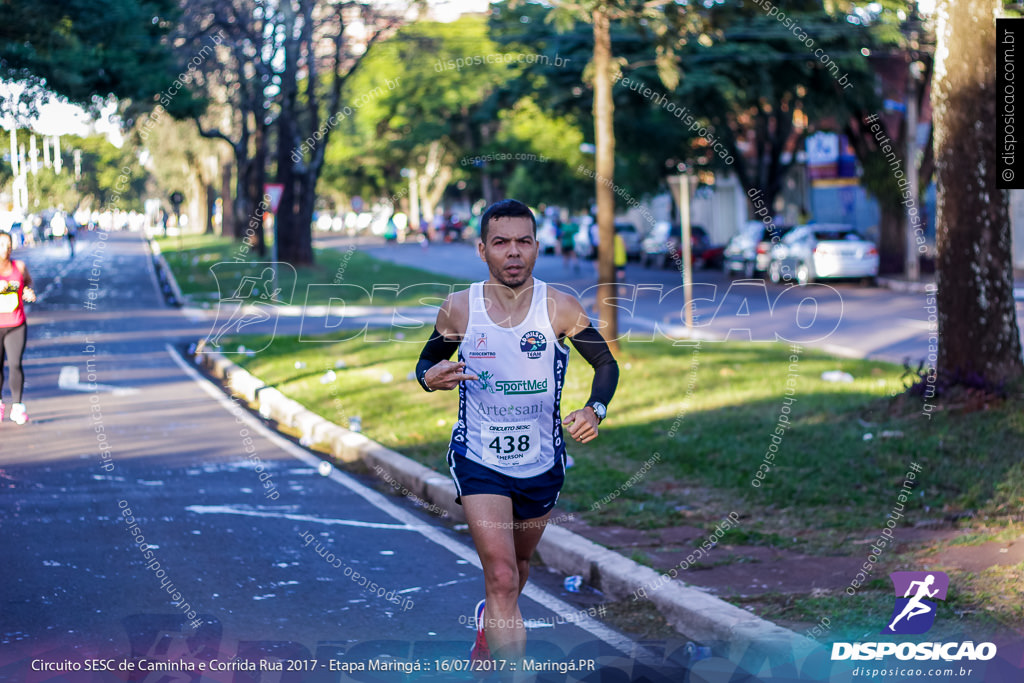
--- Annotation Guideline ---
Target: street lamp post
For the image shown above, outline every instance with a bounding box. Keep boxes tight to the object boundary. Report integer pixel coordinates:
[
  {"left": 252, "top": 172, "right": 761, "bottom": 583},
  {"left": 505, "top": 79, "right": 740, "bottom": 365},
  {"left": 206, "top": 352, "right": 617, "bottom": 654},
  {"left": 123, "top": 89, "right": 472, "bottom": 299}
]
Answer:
[{"left": 170, "top": 191, "right": 184, "bottom": 252}]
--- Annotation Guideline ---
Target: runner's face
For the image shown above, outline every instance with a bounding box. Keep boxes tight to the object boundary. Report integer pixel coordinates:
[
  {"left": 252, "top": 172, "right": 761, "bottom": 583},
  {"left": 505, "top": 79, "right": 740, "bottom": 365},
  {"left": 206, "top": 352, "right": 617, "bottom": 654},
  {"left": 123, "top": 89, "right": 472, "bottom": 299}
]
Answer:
[
  {"left": 0, "top": 235, "right": 11, "bottom": 260},
  {"left": 479, "top": 216, "right": 537, "bottom": 288}
]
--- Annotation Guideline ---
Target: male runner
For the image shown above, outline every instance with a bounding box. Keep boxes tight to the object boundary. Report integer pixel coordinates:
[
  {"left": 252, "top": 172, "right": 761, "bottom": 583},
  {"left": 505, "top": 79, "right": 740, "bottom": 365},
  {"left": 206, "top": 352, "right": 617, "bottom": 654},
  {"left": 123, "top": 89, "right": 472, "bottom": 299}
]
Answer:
[{"left": 415, "top": 199, "right": 619, "bottom": 662}]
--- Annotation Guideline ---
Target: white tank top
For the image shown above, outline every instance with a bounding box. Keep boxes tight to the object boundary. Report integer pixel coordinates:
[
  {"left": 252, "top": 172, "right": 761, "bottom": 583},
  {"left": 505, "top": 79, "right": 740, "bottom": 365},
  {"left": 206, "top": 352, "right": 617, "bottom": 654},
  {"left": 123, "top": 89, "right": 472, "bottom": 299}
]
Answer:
[{"left": 449, "top": 279, "right": 569, "bottom": 478}]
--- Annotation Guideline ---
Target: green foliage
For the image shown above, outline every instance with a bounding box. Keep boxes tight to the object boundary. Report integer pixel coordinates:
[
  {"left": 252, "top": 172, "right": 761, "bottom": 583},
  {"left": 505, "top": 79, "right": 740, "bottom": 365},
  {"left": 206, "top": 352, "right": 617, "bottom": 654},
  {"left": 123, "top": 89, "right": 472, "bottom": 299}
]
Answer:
[
  {"left": 675, "top": 1, "right": 878, "bottom": 196},
  {"left": 490, "top": 1, "right": 693, "bottom": 201},
  {"left": 24, "top": 167, "right": 76, "bottom": 212},
  {"left": 490, "top": 98, "right": 592, "bottom": 209},
  {"left": 13, "top": 131, "right": 147, "bottom": 212},
  {"left": 0, "top": 0, "right": 181, "bottom": 117},
  {"left": 321, "top": 16, "right": 517, "bottom": 201}
]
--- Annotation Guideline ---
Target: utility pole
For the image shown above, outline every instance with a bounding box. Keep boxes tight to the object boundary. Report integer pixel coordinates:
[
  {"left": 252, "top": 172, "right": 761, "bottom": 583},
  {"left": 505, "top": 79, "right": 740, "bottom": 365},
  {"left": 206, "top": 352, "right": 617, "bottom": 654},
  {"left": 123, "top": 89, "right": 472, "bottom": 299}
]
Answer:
[{"left": 667, "top": 171, "right": 695, "bottom": 331}]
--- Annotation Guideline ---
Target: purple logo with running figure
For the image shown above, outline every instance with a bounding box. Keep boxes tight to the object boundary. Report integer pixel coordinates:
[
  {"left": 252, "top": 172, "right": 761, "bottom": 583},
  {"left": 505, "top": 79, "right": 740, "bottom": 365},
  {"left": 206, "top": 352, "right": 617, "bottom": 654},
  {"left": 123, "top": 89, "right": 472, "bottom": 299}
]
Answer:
[{"left": 882, "top": 571, "right": 949, "bottom": 635}]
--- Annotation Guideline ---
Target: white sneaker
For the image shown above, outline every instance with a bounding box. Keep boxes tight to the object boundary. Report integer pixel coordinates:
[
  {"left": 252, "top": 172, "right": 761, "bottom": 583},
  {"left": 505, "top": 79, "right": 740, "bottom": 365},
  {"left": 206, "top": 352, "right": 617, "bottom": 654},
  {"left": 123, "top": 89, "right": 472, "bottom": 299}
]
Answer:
[{"left": 10, "top": 403, "right": 27, "bottom": 425}]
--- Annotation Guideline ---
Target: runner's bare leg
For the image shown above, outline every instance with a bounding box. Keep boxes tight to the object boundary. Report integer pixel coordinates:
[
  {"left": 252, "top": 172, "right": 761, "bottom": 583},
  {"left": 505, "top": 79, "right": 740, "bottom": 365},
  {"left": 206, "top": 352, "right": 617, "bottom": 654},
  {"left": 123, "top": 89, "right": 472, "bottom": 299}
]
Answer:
[
  {"left": 513, "top": 513, "right": 551, "bottom": 594},
  {"left": 463, "top": 495, "right": 551, "bottom": 660}
]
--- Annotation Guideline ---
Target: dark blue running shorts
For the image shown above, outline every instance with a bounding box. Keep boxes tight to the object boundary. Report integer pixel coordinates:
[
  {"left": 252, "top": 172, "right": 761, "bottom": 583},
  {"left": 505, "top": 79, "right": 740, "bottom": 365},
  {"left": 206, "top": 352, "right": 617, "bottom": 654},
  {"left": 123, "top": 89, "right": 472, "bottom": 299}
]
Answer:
[{"left": 447, "top": 448, "right": 565, "bottom": 520}]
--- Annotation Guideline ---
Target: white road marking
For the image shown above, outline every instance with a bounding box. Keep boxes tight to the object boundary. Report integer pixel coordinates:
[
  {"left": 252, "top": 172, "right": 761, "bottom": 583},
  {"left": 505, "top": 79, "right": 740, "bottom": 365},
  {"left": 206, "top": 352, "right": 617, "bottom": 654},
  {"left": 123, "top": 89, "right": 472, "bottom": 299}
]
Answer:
[
  {"left": 185, "top": 504, "right": 423, "bottom": 531},
  {"left": 58, "top": 366, "right": 139, "bottom": 395},
  {"left": 165, "top": 343, "right": 653, "bottom": 662}
]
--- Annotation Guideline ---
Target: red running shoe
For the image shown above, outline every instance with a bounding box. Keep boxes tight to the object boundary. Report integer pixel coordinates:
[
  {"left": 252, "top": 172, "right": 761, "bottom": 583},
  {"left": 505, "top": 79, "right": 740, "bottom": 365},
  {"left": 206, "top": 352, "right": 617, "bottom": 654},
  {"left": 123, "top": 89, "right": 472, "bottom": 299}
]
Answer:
[{"left": 469, "top": 599, "right": 491, "bottom": 663}]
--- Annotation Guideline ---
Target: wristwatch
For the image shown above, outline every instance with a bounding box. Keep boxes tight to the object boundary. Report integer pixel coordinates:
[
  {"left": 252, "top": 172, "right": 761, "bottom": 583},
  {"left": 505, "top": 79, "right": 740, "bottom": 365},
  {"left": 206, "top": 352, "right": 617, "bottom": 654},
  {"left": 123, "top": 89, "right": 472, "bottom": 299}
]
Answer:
[
  {"left": 417, "top": 368, "right": 435, "bottom": 392},
  {"left": 586, "top": 401, "right": 607, "bottom": 423}
]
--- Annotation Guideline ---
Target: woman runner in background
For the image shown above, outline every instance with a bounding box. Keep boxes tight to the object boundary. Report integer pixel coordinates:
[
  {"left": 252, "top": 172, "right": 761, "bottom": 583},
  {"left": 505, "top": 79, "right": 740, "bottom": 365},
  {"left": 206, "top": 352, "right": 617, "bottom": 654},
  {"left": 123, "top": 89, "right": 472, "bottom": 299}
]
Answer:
[{"left": 0, "top": 231, "right": 36, "bottom": 425}]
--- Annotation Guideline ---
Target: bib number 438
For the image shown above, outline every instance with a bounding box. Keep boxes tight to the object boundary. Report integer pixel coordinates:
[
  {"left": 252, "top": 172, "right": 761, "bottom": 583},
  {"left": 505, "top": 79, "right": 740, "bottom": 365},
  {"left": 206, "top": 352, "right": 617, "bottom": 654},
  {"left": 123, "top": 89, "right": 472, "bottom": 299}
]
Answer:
[
  {"left": 480, "top": 422, "right": 540, "bottom": 467},
  {"left": 488, "top": 434, "right": 531, "bottom": 454}
]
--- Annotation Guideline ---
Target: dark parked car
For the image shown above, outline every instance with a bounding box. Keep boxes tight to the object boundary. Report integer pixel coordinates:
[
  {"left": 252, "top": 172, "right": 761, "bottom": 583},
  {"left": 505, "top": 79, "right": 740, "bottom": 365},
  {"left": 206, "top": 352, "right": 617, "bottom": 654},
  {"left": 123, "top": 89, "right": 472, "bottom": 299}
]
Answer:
[
  {"left": 724, "top": 221, "right": 795, "bottom": 278},
  {"left": 693, "top": 226, "right": 724, "bottom": 269},
  {"left": 641, "top": 223, "right": 722, "bottom": 269}
]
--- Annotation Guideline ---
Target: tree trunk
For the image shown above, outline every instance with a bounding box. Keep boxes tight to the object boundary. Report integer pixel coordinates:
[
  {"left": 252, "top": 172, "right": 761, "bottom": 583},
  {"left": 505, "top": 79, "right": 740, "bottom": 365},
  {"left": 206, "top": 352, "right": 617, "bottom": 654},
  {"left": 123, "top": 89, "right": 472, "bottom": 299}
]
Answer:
[
  {"left": 877, "top": 206, "right": 906, "bottom": 275},
  {"left": 933, "top": 0, "right": 1022, "bottom": 380},
  {"left": 221, "top": 157, "right": 234, "bottom": 238},
  {"left": 204, "top": 181, "right": 216, "bottom": 235},
  {"left": 273, "top": 0, "right": 314, "bottom": 266},
  {"left": 233, "top": 157, "right": 250, "bottom": 243},
  {"left": 245, "top": 122, "right": 268, "bottom": 258},
  {"left": 416, "top": 140, "right": 453, "bottom": 235},
  {"left": 592, "top": 7, "right": 618, "bottom": 350}
]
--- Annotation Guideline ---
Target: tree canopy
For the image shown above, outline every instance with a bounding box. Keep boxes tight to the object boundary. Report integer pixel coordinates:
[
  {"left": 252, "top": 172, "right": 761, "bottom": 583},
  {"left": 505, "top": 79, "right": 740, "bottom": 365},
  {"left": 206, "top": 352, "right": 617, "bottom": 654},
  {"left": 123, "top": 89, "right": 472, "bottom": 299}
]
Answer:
[{"left": 0, "top": 0, "right": 183, "bottom": 120}]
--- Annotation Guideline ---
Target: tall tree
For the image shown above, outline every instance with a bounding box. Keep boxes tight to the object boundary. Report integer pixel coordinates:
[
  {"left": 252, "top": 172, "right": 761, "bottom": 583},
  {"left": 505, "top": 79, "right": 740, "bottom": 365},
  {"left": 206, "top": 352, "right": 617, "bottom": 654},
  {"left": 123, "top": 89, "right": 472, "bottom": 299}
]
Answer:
[
  {"left": 143, "top": 117, "right": 225, "bottom": 234},
  {"left": 179, "top": 0, "right": 275, "bottom": 251},
  {"left": 275, "top": 1, "right": 400, "bottom": 266},
  {"left": 932, "top": 0, "right": 1022, "bottom": 380},
  {"left": 541, "top": 0, "right": 685, "bottom": 349},
  {"left": 677, "top": 1, "right": 874, "bottom": 214},
  {"left": 322, "top": 16, "right": 519, "bottom": 224},
  {"left": 490, "top": 2, "right": 691, "bottom": 201},
  {"left": 592, "top": 5, "right": 618, "bottom": 346}
]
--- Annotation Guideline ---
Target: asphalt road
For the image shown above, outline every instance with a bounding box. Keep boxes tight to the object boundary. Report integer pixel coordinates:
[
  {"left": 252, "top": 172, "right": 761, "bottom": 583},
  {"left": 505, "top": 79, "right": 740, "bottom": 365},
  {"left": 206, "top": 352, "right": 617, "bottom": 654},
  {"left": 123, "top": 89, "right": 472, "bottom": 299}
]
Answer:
[
  {"left": 315, "top": 233, "right": 1024, "bottom": 365},
  {"left": 0, "top": 232, "right": 687, "bottom": 682}
]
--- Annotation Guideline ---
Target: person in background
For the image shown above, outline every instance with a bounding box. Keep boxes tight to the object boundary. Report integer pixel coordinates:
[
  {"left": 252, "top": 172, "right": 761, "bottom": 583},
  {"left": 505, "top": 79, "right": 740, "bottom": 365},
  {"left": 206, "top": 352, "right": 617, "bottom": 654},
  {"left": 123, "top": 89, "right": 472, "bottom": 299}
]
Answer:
[
  {"left": 558, "top": 219, "right": 578, "bottom": 272},
  {"left": 614, "top": 230, "right": 627, "bottom": 284},
  {"left": 0, "top": 231, "right": 36, "bottom": 425}
]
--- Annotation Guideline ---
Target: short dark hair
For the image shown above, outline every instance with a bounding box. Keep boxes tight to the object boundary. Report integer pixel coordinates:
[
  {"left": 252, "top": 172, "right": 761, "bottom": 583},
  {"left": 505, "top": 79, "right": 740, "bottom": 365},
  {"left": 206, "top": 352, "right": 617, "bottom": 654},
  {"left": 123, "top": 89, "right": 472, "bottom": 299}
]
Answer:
[{"left": 479, "top": 199, "right": 536, "bottom": 242}]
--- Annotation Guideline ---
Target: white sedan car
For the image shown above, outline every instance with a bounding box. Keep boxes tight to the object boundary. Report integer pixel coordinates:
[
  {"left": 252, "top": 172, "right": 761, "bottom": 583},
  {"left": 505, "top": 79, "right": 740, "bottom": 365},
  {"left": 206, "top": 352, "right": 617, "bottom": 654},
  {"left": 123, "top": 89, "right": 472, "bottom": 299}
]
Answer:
[{"left": 768, "top": 224, "right": 879, "bottom": 285}]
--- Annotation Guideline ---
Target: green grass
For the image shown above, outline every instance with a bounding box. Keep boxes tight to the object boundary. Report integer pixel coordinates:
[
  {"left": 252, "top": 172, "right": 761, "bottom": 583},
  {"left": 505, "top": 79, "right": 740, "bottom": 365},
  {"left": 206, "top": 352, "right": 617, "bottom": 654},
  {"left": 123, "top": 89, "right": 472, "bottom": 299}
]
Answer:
[
  {"left": 154, "top": 234, "right": 461, "bottom": 306},
  {"left": 222, "top": 332, "right": 1024, "bottom": 531}
]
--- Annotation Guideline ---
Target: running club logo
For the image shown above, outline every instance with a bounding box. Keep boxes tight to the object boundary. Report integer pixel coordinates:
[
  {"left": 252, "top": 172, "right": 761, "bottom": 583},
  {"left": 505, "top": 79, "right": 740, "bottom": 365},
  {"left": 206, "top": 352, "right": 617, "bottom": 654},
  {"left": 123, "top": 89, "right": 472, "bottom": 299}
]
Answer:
[
  {"left": 467, "top": 331, "right": 496, "bottom": 359},
  {"left": 882, "top": 571, "right": 949, "bottom": 635},
  {"left": 519, "top": 330, "right": 547, "bottom": 359}
]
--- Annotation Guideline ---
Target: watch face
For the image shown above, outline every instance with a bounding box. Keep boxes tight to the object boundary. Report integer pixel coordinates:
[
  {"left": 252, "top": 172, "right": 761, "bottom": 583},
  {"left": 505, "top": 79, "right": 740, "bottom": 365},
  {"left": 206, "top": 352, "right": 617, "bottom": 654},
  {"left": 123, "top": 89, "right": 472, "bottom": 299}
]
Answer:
[{"left": 592, "top": 402, "right": 607, "bottom": 419}]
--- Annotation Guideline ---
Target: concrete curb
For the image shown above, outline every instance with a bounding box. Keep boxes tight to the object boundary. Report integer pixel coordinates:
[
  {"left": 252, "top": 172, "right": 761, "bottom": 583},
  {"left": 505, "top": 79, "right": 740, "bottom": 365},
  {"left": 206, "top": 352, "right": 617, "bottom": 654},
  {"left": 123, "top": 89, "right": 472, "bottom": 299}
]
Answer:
[
  {"left": 876, "top": 276, "right": 935, "bottom": 294},
  {"left": 147, "top": 238, "right": 187, "bottom": 306},
  {"left": 194, "top": 347, "right": 817, "bottom": 664}
]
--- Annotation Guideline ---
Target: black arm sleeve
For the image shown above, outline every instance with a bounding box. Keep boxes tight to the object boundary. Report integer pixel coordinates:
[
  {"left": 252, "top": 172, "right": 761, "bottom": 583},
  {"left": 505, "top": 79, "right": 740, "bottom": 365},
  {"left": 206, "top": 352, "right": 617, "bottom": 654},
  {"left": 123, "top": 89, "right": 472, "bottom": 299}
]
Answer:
[
  {"left": 568, "top": 324, "right": 619, "bottom": 406},
  {"left": 416, "top": 326, "right": 461, "bottom": 392}
]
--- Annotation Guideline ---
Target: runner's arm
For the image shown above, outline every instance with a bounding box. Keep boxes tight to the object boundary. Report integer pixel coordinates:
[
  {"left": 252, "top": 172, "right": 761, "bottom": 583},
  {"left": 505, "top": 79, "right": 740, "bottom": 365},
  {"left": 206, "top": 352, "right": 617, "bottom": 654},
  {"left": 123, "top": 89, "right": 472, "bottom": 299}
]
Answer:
[
  {"left": 415, "top": 327, "right": 461, "bottom": 391},
  {"left": 416, "top": 292, "right": 476, "bottom": 391},
  {"left": 17, "top": 261, "right": 35, "bottom": 301},
  {"left": 569, "top": 324, "right": 619, "bottom": 409}
]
